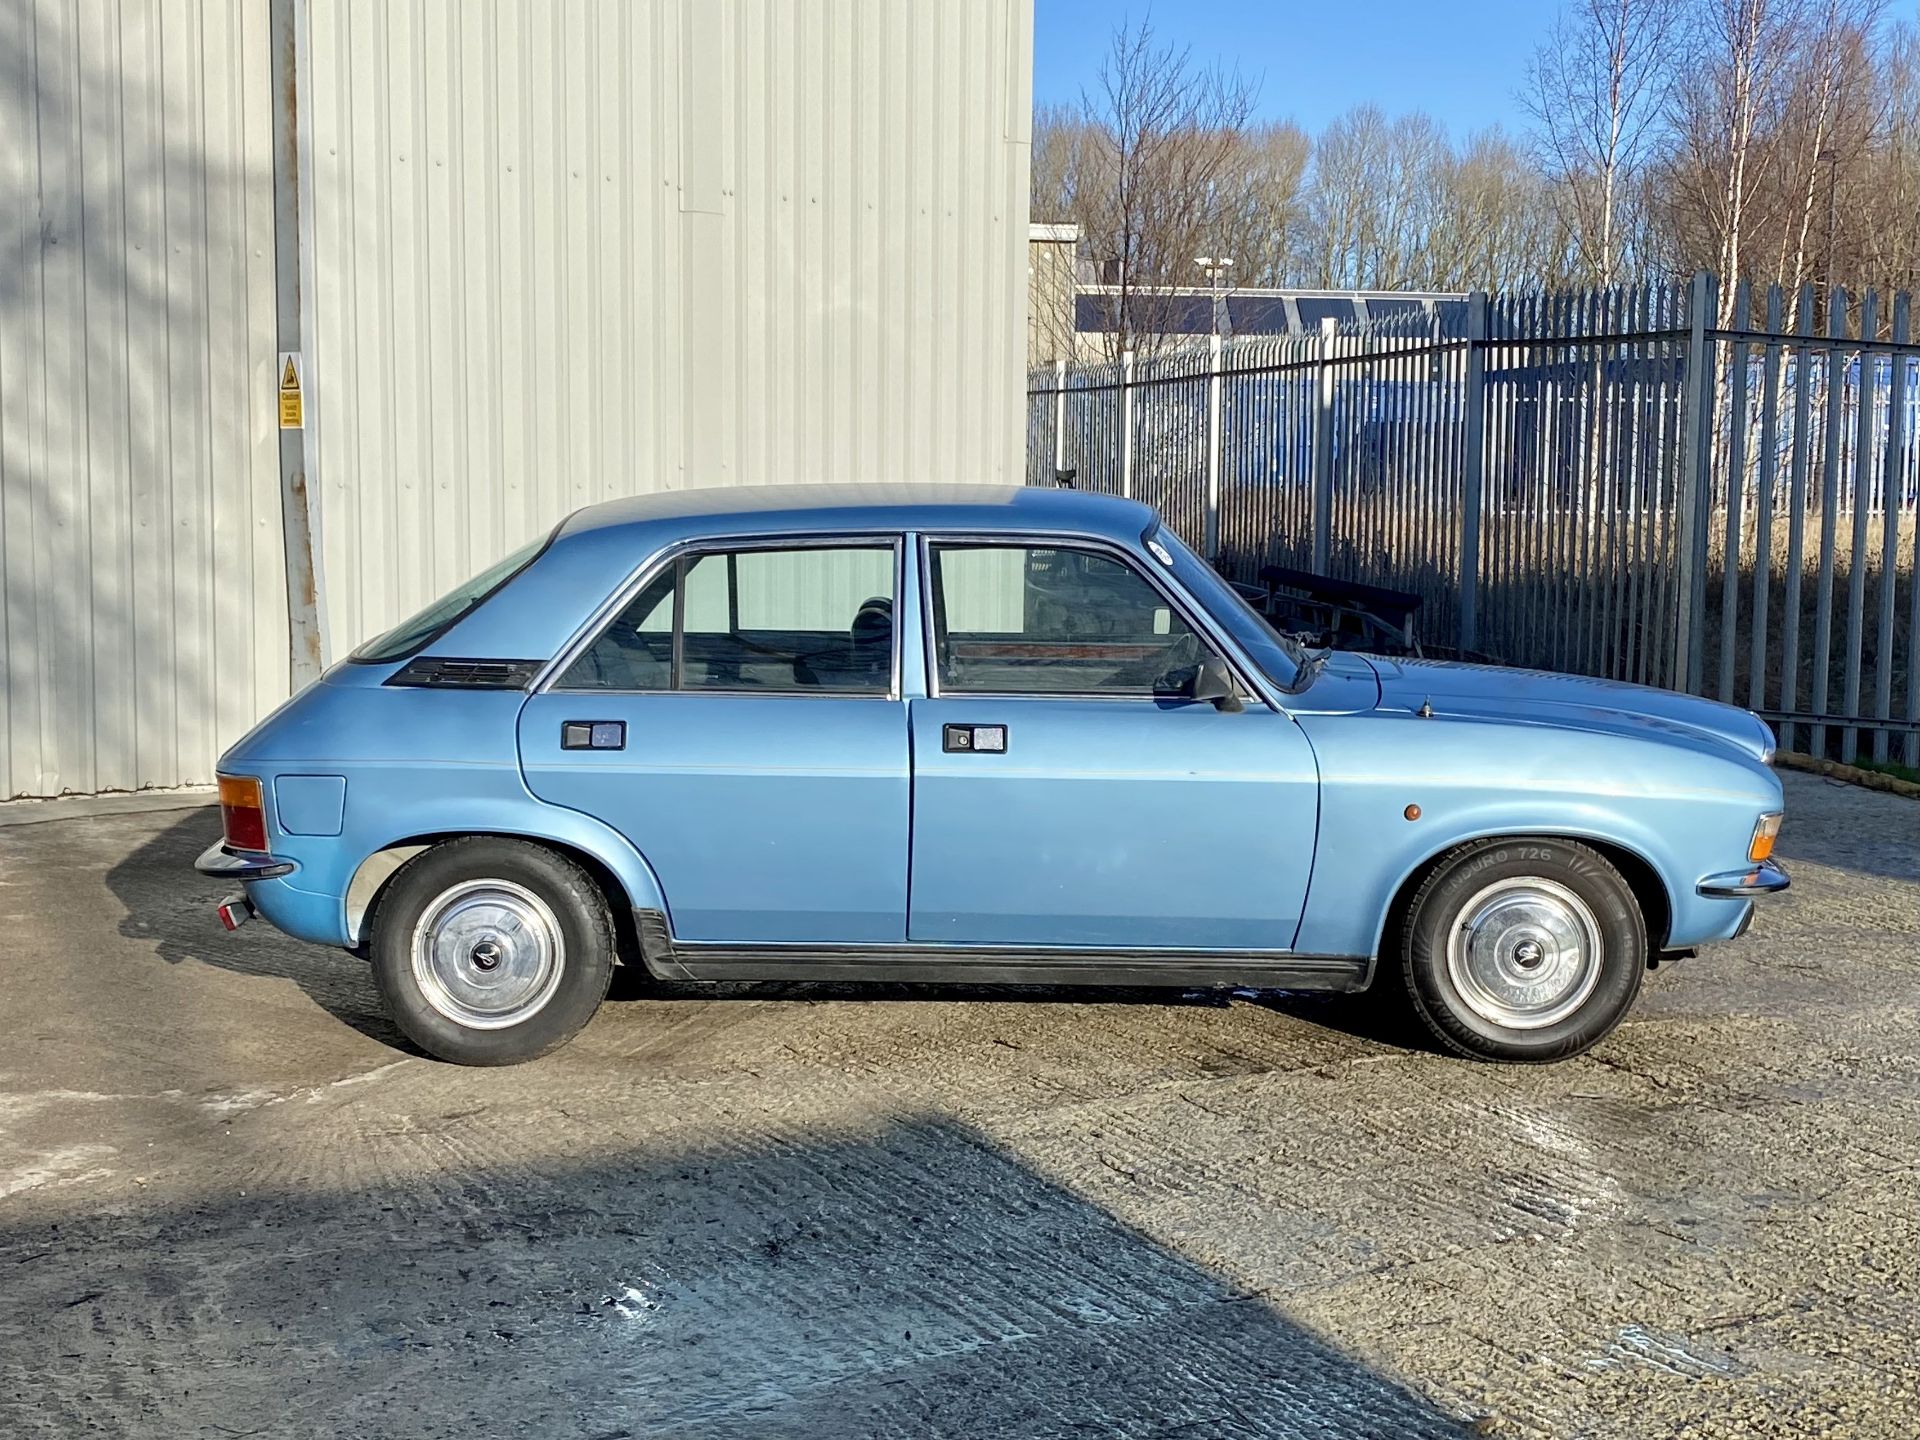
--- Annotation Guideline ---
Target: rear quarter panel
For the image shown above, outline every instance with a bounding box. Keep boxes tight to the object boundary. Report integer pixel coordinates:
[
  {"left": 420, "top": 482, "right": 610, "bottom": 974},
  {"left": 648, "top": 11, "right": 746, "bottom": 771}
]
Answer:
[
  {"left": 1294, "top": 710, "right": 1784, "bottom": 956},
  {"left": 219, "top": 672, "right": 668, "bottom": 946}
]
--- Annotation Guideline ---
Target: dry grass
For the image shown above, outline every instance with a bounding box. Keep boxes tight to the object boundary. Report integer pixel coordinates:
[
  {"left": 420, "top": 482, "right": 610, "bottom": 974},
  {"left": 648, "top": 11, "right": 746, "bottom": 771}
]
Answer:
[{"left": 1702, "top": 515, "right": 1916, "bottom": 760}]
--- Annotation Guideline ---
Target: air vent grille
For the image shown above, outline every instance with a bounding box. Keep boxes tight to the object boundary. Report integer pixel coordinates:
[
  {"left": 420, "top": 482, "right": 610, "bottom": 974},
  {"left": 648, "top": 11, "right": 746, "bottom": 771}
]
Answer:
[{"left": 385, "top": 657, "right": 543, "bottom": 689}]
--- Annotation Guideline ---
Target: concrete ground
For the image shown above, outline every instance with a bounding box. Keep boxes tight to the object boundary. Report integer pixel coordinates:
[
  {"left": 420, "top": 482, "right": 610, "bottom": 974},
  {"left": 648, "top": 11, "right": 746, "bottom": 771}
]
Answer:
[{"left": 0, "top": 772, "right": 1914, "bottom": 1439}]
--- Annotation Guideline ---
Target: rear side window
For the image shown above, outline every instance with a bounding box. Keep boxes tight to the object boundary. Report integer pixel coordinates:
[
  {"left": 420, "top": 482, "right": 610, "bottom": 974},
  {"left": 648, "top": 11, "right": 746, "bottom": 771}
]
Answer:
[
  {"left": 351, "top": 533, "right": 550, "bottom": 663},
  {"left": 558, "top": 544, "right": 897, "bottom": 694}
]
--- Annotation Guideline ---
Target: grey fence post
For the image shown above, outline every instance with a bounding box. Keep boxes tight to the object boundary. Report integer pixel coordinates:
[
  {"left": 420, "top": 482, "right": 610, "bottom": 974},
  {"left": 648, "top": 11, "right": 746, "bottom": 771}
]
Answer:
[
  {"left": 1311, "top": 317, "right": 1336, "bottom": 572},
  {"left": 1120, "top": 348, "right": 1135, "bottom": 499},
  {"left": 1204, "top": 334, "right": 1224, "bottom": 555},
  {"left": 1674, "top": 269, "right": 1718, "bottom": 693},
  {"left": 1458, "top": 292, "right": 1488, "bottom": 653},
  {"left": 1051, "top": 358, "right": 1067, "bottom": 481}
]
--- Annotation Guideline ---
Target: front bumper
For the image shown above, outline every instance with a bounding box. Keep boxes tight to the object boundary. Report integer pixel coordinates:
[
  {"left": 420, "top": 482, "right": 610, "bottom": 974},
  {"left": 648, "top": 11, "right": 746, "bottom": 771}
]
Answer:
[
  {"left": 195, "top": 841, "right": 297, "bottom": 881},
  {"left": 1697, "top": 860, "right": 1791, "bottom": 898}
]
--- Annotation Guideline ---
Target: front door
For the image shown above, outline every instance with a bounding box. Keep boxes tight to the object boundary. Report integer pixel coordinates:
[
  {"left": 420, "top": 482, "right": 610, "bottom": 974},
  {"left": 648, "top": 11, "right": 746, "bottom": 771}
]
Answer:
[
  {"left": 519, "top": 538, "right": 908, "bottom": 944},
  {"left": 908, "top": 539, "right": 1319, "bottom": 951}
]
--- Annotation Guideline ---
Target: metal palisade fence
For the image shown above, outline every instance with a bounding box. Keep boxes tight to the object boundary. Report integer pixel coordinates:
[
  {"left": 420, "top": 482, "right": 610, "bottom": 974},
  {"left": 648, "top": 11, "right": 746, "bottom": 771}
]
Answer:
[{"left": 1029, "top": 272, "right": 1920, "bottom": 767}]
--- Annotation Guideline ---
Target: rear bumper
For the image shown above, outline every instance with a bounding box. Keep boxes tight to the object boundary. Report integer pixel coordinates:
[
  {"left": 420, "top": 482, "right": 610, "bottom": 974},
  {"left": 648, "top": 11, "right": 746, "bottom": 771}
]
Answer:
[
  {"left": 195, "top": 841, "right": 297, "bottom": 881},
  {"left": 1696, "top": 860, "right": 1790, "bottom": 898},
  {"left": 196, "top": 842, "right": 350, "bottom": 946}
]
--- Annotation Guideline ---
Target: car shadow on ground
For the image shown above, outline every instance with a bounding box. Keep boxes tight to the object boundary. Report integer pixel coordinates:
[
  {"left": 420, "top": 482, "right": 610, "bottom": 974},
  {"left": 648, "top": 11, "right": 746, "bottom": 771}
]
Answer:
[
  {"left": 115, "top": 808, "right": 1434, "bottom": 1060},
  {"left": 0, "top": 1113, "right": 1471, "bottom": 1438},
  {"left": 625, "top": 972, "right": 1428, "bottom": 1046},
  {"left": 107, "top": 806, "right": 422, "bottom": 1054}
]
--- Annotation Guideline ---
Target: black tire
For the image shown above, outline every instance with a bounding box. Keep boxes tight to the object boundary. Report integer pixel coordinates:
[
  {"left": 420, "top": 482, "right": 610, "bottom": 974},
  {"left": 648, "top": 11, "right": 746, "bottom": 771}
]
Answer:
[
  {"left": 369, "top": 837, "right": 615, "bottom": 1065},
  {"left": 1397, "top": 837, "right": 1646, "bottom": 1063}
]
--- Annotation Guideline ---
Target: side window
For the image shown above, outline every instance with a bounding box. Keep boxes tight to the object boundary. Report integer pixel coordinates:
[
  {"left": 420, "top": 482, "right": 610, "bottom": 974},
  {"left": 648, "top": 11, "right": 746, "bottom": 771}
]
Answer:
[
  {"left": 929, "top": 543, "right": 1202, "bottom": 696},
  {"left": 558, "top": 544, "right": 896, "bottom": 694},
  {"left": 557, "top": 568, "right": 674, "bottom": 690}
]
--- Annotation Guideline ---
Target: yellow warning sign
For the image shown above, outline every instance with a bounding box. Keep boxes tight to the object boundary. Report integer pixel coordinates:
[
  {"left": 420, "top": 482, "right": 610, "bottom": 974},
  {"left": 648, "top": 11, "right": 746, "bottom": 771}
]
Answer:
[{"left": 277, "top": 352, "right": 304, "bottom": 429}]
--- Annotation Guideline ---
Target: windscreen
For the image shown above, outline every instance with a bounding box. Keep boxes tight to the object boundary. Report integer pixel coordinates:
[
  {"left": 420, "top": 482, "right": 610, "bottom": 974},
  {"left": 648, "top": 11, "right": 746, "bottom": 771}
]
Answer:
[{"left": 1150, "top": 524, "right": 1310, "bottom": 691}]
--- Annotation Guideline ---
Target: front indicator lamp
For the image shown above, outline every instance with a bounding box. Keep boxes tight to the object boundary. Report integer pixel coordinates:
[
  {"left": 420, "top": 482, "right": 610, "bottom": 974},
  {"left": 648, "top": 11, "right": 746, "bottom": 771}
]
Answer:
[{"left": 1748, "top": 812, "right": 1782, "bottom": 864}]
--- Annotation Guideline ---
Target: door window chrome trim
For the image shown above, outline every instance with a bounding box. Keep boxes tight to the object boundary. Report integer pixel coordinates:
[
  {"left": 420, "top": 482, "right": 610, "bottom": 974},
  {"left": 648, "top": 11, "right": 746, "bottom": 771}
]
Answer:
[
  {"left": 534, "top": 532, "right": 908, "bottom": 700},
  {"left": 914, "top": 530, "right": 1273, "bottom": 710}
]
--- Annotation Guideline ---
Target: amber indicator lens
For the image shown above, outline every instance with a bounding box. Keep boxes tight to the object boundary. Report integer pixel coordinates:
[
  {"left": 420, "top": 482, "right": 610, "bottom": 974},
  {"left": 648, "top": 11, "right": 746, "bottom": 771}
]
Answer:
[
  {"left": 1748, "top": 812, "right": 1782, "bottom": 863},
  {"left": 219, "top": 775, "right": 269, "bottom": 853}
]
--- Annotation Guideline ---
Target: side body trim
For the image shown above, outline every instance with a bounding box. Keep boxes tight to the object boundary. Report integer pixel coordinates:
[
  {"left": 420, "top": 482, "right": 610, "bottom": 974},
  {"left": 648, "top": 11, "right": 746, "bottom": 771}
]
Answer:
[{"left": 632, "top": 910, "right": 1369, "bottom": 991}]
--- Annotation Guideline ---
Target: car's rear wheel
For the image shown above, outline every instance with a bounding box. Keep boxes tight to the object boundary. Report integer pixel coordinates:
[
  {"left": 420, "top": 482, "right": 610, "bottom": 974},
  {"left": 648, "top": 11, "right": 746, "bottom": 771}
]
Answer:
[
  {"left": 1398, "top": 837, "right": 1646, "bottom": 1063},
  {"left": 369, "top": 837, "right": 614, "bottom": 1065}
]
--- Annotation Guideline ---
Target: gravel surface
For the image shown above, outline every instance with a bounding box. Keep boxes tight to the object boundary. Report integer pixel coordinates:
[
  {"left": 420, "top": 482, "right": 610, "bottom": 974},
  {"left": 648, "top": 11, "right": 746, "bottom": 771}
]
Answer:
[{"left": 0, "top": 771, "right": 1914, "bottom": 1438}]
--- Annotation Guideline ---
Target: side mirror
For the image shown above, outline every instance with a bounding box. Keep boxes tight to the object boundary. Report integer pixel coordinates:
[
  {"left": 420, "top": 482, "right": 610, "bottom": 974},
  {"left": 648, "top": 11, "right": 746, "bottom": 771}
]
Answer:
[{"left": 1190, "top": 656, "right": 1244, "bottom": 713}]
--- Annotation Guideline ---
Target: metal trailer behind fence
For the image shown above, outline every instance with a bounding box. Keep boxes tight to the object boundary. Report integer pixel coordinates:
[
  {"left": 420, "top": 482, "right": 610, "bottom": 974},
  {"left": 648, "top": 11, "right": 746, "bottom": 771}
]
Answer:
[{"left": 1031, "top": 272, "right": 1920, "bottom": 766}]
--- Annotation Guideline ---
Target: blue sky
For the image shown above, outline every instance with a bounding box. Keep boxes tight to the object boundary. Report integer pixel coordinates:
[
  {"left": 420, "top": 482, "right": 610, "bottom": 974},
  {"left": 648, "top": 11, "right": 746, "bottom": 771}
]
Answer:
[{"left": 1033, "top": 0, "right": 1553, "bottom": 140}]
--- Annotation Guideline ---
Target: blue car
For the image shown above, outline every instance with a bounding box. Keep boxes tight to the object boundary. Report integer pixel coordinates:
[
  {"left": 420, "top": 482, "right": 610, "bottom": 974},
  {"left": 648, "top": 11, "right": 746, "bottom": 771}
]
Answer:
[{"left": 198, "top": 484, "right": 1788, "bottom": 1065}]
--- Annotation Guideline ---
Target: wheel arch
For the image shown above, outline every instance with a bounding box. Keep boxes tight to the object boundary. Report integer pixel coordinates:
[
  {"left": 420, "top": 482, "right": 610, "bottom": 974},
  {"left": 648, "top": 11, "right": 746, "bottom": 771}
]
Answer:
[
  {"left": 1376, "top": 830, "right": 1673, "bottom": 962},
  {"left": 347, "top": 828, "right": 661, "bottom": 959}
]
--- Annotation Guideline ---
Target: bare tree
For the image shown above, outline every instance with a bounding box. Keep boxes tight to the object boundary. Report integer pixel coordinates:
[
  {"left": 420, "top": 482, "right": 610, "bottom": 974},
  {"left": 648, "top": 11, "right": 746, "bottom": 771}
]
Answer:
[
  {"left": 1029, "top": 105, "right": 1097, "bottom": 365},
  {"left": 1720, "top": 0, "right": 1774, "bottom": 305},
  {"left": 1663, "top": 0, "right": 1813, "bottom": 320},
  {"left": 1524, "top": 0, "right": 1681, "bottom": 284},
  {"left": 1304, "top": 106, "right": 1450, "bottom": 288},
  {"left": 1070, "top": 16, "right": 1260, "bottom": 358},
  {"left": 1217, "top": 121, "right": 1312, "bottom": 287},
  {"left": 1030, "top": 103, "right": 1090, "bottom": 223},
  {"left": 1769, "top": 1, "right": 1884, "bottom": 296},
  {"left": 1861, "top": 21, "right": 1920, "bottom": 291},
  {"left": 1427, "top": 129, "right": 1565, "bottom": 288}
]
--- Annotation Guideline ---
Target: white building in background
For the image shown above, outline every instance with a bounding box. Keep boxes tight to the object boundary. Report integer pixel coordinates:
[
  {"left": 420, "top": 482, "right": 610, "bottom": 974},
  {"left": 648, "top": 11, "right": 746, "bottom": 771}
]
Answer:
[
  {"left": 1027, "top": 222, "right": 1081, "bottom": 368},
  {"left": 0, "top": 0, "right": 1035, "bottom": 798}
]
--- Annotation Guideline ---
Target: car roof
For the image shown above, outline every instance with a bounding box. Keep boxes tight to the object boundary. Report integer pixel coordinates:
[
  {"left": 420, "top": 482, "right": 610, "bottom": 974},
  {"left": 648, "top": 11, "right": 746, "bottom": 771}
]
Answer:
[{"left": 557, "top": 482, "right": 1157, "bottom": 543}]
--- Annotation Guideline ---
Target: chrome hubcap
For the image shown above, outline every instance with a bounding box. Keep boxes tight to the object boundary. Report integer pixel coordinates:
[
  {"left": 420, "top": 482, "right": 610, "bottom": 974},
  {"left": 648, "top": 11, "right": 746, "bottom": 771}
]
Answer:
[
  {"left": 410, "top": 879, "right": 564, "bottom": 1029},
  {"left": 1446, "top": 877, "right": 1602, "bottom": 1030}
]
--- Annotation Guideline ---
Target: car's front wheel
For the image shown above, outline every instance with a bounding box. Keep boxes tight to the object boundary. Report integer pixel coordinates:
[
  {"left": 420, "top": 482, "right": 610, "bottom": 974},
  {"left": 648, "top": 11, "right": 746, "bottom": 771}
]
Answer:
[
  {"left": 369, "top": 837, "right": 615, "bottom": 1065},
  {"left": 1398, "top": 837, "right": 1646, "bottom": 1062}
]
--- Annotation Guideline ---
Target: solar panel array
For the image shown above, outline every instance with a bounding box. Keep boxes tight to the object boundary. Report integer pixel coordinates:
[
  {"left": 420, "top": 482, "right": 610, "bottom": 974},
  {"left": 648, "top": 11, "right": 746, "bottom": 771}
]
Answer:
[{"left": 1072, "top": 290, "right": 1470, "bottom": 338}]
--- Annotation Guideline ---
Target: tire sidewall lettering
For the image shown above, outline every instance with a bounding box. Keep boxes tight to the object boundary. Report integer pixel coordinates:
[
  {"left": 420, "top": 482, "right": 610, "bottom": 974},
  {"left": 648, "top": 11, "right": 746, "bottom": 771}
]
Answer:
[{"left": 1400, "top": 837, "right": 1648, "bottom": 1062}]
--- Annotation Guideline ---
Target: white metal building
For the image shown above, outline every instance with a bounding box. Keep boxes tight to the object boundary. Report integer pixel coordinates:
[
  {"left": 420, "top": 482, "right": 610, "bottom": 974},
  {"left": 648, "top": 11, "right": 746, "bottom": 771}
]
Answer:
[{"left": 0, "top": 0, "right": 1035, "bottom": 798}]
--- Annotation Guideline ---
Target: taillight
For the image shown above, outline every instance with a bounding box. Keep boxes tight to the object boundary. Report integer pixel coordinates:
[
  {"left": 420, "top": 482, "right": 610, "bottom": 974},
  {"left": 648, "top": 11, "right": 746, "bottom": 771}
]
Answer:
[
  {"left": 1748, "top": 812, "right": 1782, "bottom": 863},
  {"left": 219, "top": 775, "right": 269, "bottom": 853}
]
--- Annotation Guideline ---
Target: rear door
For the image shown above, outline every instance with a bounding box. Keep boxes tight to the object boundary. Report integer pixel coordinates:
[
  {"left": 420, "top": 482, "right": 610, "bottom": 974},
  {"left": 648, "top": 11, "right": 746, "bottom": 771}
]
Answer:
[
  {"left": 519, "top": 536, "right": 908, "bottom": 944},
  {"left": 907, "top": 538, "right": 1320, "bottom": 951}
]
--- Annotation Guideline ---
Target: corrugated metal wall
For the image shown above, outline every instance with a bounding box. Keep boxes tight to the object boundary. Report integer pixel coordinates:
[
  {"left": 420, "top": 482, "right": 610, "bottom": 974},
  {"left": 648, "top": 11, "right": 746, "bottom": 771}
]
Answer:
[
  {"left": 0, "top": 0, "right": 289, "bottom": 799},
  {"left": 304, "top": 0, "right": 1034, "bottom": 657},
  {"left": 0, "top": 0, "right": 1033, "bottom": 796}
]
